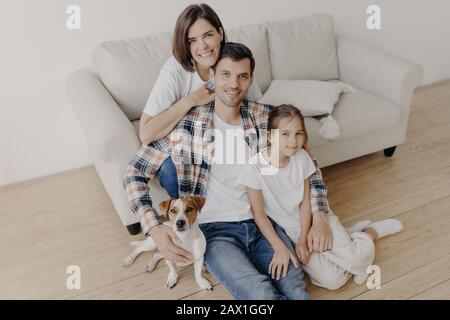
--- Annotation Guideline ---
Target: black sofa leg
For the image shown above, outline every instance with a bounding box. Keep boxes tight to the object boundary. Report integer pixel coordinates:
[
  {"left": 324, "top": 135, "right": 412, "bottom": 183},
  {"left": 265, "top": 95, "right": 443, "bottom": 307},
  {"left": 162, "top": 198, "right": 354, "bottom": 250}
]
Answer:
[
  {"left": 127, "top": 222, "right": 141, "bottom": 235},
  {"left": 384, "top": 146, "right": 397, "bottom": 157}
]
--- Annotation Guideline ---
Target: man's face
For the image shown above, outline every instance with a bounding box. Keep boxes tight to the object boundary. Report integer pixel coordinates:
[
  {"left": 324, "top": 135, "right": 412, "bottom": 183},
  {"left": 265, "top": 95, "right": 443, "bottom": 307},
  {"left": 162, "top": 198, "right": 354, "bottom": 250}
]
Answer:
[{"left": 211, "top": 57, "right": 253, "bottom": 109}]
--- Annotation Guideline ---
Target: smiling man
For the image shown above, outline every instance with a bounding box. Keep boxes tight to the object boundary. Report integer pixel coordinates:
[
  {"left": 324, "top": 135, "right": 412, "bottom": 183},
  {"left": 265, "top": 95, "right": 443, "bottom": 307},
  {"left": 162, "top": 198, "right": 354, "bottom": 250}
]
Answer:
[{"left": 124, "top": 43, "right": 332, "bottom": 299}]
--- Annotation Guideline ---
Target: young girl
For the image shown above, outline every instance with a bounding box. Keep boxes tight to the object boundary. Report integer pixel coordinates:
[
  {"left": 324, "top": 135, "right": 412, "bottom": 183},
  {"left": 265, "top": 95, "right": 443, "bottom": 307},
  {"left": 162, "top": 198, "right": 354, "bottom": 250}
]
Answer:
[{"left": 239, "top": 104, "right": 404, "bottom": 289}]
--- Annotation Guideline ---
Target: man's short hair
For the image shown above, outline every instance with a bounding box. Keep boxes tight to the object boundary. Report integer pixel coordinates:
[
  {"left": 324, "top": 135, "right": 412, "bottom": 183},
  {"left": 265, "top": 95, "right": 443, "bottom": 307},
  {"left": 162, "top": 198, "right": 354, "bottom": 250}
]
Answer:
[{"left": 213, "top": 42, "right": 255, "bottom": 75}]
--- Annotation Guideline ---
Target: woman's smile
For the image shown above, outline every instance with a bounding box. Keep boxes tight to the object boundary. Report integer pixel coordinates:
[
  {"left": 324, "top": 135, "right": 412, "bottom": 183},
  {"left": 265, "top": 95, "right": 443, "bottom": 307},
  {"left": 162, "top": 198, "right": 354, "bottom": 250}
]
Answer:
[{"left": 198, "top": 50, "right": 213, "bottom": 58}]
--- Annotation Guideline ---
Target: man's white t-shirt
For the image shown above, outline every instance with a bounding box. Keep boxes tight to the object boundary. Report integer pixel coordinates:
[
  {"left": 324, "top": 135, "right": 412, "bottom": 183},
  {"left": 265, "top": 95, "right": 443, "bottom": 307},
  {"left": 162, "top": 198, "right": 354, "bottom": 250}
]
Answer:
[
  {"left": 143, "top": 56, "right": 262, "bottom": 117},
  {"left": 238, "top": 149, "right": 316, "bottom": 242},
  {"left": 198, "top": 112, "right": 254, "bottom": 224}
]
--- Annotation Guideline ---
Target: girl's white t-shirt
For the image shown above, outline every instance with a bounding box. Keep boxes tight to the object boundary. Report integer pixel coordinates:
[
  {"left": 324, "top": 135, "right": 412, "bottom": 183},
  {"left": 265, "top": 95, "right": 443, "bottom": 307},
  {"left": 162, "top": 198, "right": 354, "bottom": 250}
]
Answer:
[
  {"left": 143, "top": 56, "right": 263, "bottom": 117},
  {"left": 239, "top": 149, "right": 316, "bottom": 243}
]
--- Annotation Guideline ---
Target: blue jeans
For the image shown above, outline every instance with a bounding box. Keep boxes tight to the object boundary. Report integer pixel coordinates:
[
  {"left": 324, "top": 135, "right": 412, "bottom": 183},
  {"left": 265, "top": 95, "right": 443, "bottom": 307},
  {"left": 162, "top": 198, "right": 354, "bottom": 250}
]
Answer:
[
  {"left": 199, "top": 219, "right": 310, "bottom": 300},
  {"left": 156, "top": 157, "right": 179, "bottom": 198}
]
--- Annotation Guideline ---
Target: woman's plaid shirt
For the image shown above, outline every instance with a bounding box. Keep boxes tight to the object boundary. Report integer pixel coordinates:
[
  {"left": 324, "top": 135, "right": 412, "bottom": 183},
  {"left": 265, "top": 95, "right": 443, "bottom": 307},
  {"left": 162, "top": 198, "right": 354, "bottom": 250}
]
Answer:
[{"left": 124, "top": 100, "right": 330, "bottom": 235}]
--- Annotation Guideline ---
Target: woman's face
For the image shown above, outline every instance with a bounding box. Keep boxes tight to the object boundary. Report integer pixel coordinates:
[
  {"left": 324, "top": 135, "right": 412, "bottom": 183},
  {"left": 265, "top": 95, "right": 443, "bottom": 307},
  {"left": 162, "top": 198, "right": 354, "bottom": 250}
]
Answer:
[{"left": 187, "top": 18, "right": 223, "bottom": 70}]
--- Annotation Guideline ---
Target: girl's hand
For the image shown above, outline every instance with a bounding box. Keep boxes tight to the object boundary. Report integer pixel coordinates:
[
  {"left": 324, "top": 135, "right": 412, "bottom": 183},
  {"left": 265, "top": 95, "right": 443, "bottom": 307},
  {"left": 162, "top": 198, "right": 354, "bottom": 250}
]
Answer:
[
  {"left": 296, "top": 241, "right": 311, "bottom": 265},
  {"left": 188, "top": 85, "right": 214, "bottom": 106},
  {"left": 268, "top": 245, "right": 299, "bottom": 280}
]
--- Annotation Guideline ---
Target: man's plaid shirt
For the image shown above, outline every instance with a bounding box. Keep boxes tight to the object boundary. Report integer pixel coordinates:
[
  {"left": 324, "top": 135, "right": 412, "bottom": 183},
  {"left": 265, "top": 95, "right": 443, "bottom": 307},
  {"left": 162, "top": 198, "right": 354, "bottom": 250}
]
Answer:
[{"left": 124, "top": 100, "right": 330, "bottom": 235}]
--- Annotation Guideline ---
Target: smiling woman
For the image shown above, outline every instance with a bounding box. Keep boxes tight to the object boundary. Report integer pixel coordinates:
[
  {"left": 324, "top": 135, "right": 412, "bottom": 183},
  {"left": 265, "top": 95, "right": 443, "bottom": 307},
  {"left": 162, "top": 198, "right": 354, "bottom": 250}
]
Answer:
[
  {"left": 185, "top": 18, "right": 223, "bottom": 81},
  {"left": 138, "top": 3, "right": 261, "bottom": 146},
  {"left": 173, "top": 5, "right": 226, "bottom": 79}
]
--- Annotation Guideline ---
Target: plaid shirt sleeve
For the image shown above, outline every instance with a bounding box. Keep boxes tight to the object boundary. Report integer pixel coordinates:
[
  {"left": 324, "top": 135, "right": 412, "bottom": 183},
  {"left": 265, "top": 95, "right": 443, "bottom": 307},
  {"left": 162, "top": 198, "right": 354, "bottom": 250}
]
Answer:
[
  {"left": 309, "top": 159, "right": 330, "bottom": 215},
  {"left": 123, "top": 141, "right": 169, "bottom": 236}
]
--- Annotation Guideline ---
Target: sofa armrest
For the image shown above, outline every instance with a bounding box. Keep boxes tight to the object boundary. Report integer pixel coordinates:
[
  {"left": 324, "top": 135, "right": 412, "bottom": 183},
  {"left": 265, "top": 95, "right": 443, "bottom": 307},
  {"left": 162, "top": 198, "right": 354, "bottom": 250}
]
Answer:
[
  {"left": 66, "top": 68, "right": 140, "bottom": 166},
  {"left": 337, "top": 35, "right": 423, "bottom": 108}
]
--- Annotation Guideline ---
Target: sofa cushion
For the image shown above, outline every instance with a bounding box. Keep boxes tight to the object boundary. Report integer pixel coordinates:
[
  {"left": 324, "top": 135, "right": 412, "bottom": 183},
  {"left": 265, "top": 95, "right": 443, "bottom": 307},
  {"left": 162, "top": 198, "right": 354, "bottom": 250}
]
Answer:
[
  {"left": 333, "top": 90, "right": 401, "bottom": 140},
  {"left": 227, "top": 24, "right": 272, "bottom": 93},
  {"left": 260, "top": 79, "right": 358, "bottom": 140},
  {"left": 92, "top": 32, "right": 173, "bottom": 121},
  {"left": 272, "top": 91, "right": 401, "bottom": 149},
  {"left": 259, "top": 79, "right": 354, "bottom": 117},
  {"left": 266, "top": 14, "right": 339, "bottom": 81}
]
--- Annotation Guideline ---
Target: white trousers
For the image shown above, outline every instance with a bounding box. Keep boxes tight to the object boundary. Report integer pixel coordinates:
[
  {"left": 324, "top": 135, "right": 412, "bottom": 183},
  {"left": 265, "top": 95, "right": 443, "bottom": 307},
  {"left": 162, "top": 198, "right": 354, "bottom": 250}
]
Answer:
[{"left": 302, "top": 213, "right": 375, "bottom": 290}]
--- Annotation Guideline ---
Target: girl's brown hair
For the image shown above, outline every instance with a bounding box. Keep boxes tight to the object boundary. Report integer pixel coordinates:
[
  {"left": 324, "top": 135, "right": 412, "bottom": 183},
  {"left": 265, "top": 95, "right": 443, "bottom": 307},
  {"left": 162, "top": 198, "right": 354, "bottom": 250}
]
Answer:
[
  {"left": 173, "top": 4, "right": 227, "bottom": 72},
  {"left": 267, "top": 104, "right": 308, "bottom": 144}
]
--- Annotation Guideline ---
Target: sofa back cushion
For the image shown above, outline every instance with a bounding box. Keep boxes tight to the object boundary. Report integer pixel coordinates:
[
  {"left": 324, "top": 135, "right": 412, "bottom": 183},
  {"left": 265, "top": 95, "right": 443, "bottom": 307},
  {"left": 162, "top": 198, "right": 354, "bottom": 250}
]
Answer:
[
  {"left": 91, "top": 32, "right": 172, "bottom": 121},
  {"left": 266, "top": 14, "right": 339, "bottom": 81},
  {"left": 91, "top": 24, "right": 271, "bottom": 121}
]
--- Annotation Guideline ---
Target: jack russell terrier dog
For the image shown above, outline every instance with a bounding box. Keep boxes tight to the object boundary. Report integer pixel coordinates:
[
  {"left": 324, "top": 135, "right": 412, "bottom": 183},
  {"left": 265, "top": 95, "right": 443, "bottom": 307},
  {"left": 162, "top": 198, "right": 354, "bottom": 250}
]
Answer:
[{"left": 123, "top": 196, "right": 212, "bottom": 291}]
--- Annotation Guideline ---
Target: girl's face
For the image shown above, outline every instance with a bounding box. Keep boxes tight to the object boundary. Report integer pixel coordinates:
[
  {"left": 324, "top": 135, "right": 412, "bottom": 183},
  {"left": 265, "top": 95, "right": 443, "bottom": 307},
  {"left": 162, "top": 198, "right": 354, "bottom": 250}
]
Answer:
[
  {"left": 187, "top": 18, "right": 223, "bottom": 70},
  {"left": 269, "top": 117, "right": 306, "bottom": 158}
]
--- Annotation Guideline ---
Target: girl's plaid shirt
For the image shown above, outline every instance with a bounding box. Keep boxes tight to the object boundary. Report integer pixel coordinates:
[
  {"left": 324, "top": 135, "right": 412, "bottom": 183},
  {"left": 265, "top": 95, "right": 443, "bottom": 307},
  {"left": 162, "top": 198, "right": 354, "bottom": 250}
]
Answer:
[{"left": 124, "top": 100, "right": 330, "bottom": 236}]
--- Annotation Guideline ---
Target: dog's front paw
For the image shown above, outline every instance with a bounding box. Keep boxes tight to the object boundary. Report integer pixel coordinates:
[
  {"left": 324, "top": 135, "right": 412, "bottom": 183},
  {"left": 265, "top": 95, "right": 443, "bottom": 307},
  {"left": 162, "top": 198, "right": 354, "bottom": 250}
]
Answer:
[
  {"left": 166, "top": 274, "right": 178, "bottom": 289},
  {"left": 197, "top": 277, "right": 213, "bottom": 291},
  {"left": 123, "top": 256, "right": 133, "bottom": 267},
  {"left": 145, "top": 261, "right": 157, "bottom": 273}
]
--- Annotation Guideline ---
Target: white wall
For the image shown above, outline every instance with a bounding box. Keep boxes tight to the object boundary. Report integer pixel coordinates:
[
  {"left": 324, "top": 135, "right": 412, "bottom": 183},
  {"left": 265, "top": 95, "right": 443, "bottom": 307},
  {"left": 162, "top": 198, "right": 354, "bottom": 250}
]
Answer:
[{"left": 1, "top": 0, "right": 449, "bottom": 186}]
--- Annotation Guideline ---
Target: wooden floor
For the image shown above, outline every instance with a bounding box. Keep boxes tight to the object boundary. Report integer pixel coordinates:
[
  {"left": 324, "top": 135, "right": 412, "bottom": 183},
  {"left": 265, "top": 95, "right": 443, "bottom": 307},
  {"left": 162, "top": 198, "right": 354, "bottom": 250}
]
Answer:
[{"left": 1, "top": 81, "right": 450, "bottom": 300}]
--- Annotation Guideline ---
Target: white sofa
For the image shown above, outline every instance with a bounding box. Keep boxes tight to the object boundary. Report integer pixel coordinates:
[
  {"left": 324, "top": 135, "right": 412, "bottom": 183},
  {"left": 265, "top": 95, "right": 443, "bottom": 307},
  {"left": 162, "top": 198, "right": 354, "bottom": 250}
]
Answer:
[{"left": 66, "top": 14, "right": 423, "bottom": 235}]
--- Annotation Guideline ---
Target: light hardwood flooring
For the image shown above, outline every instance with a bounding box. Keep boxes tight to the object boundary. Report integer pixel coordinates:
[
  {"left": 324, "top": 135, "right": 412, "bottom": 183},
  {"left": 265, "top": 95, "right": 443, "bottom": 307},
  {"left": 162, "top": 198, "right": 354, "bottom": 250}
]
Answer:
[{"left": 1, "top": 81, "right": 449, "bottom": 300}]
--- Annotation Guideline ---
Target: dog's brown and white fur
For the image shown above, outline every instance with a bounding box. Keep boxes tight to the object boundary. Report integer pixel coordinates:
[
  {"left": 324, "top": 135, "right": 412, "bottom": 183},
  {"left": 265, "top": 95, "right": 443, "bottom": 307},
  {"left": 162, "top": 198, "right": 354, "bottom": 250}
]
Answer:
[{"left": 123, "top": 196, "right": 212, "bottom": 290}]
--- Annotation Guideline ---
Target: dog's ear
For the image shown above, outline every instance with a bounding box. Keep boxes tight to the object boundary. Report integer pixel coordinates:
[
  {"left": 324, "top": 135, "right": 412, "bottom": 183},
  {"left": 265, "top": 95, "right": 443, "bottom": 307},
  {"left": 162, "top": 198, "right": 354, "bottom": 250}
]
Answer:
[
  {"left": 191, "top": 196, "right": 206, "bottom": 212},
  {"left": 159, "top": 199, "right": 173, "bottom": 218}
]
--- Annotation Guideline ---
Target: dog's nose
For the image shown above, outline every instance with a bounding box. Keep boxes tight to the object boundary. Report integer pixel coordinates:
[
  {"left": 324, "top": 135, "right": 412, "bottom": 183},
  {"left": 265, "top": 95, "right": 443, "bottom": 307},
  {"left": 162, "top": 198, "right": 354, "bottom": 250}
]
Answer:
[{"left": 176, "top": 220, "right": 186, "bottom": 228}]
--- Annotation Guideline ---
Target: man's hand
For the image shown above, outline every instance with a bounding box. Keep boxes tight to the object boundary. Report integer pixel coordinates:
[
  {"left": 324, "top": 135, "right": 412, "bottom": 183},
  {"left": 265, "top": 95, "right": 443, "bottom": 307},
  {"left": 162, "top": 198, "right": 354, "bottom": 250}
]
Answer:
[
  {"left": 149, "top": 225, "right": 192, "bottom": 263},
  {"left": 307, "top": 212, "right": 333, "bottom": 253}
]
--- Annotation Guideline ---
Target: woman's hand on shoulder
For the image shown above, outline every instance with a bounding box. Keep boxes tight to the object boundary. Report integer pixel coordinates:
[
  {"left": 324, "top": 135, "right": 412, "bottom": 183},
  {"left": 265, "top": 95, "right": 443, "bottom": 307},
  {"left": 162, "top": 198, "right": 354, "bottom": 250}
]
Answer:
[{"left": 188, "top": 85, "right": 214, "bottom": 107}]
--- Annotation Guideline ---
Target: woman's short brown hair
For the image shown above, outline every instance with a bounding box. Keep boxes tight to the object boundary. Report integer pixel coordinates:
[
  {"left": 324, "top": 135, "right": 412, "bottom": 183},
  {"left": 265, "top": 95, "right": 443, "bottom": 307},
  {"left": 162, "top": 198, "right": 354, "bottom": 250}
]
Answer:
[
  {"left": 173, "top": 3, "right": 227, "bottom": 72},
  {"left": 267, "top": 104, "right": 309, "bottom": 144}
]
